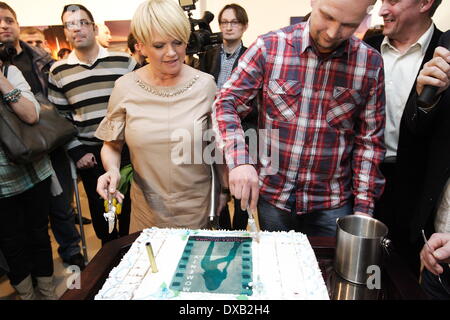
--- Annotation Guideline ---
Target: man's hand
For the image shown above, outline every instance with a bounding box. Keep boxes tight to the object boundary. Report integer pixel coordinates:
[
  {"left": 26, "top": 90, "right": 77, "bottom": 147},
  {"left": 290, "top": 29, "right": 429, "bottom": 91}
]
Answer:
[
  {"left": 76, "top": 153, "right": 97, "bottom": 169},
  {"left": 420, "top": 233, "right": 450, "bottom": 275},
  {"left": 229, "top": 165, "right": 259, "bottom": 212},
  {"left": 416, "top": 46, "right": 450, "bottom": 96}
]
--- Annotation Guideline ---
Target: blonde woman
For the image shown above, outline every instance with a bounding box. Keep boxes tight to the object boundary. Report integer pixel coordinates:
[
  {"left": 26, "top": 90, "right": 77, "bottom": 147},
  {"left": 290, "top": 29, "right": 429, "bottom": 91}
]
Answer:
[{"left": 96, "top": 0, "right": 226, "bottom": 232}]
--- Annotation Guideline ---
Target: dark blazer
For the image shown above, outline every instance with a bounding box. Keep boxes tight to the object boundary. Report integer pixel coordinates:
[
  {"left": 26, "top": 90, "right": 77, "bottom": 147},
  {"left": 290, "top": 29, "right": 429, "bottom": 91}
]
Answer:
[
  {"left": 399, "top": 73, "right": 450, "bottom": 243},
  {"left": 365, "top": 27, "right": 445, "bottom": 244}
]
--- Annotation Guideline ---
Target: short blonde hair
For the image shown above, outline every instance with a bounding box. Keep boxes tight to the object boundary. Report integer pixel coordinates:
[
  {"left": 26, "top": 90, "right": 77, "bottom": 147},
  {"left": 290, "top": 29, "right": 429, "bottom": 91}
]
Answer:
[{"left": 131, "top": 0, "right": 191, "bottom": 45}]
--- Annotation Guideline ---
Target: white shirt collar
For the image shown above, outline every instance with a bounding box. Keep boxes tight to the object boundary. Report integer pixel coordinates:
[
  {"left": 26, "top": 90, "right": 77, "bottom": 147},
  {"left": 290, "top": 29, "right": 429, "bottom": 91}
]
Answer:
[
  {"left": 66, "top": 44, "right": 109, "bottom": 66},
  {"left": 381, "top": 23, "right": 435, "bottom": 55}
]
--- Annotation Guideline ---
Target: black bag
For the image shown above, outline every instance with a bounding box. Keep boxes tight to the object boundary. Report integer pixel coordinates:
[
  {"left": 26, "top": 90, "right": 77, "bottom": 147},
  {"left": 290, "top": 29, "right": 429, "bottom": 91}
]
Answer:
[{"left": 0, "top": 64, "right": 77, "bottom": 164}]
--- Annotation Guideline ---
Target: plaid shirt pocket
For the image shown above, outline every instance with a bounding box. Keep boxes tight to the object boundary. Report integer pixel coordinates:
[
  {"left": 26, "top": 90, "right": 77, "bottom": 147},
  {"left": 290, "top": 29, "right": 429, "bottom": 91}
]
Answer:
[
  {"left": 266, "top": 79, "right": 302, "bottom": 121},
  {"left": 326, "top": 86, "right": 362, "bottom": 131}
]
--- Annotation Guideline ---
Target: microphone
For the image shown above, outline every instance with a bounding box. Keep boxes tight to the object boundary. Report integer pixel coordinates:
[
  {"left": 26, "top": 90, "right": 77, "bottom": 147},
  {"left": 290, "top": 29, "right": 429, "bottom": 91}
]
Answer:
[{"left": 417, "top": 30, "right": 450, "bottom": 108}]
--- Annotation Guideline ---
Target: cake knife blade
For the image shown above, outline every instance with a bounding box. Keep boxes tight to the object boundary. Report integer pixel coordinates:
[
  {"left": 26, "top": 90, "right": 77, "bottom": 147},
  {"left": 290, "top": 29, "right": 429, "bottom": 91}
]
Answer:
[
  {"left": 207, "top": 164, "right": 219, "bottom": 230},
  {"left": 247, "top": 207, "right": 260, "bottom": 242}
]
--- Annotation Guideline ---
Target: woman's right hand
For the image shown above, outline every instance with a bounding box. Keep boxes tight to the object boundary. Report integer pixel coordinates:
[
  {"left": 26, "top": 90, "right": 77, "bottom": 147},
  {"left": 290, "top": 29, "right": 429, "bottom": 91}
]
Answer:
[{"left": 96, "top": 169, "right": 124, "bottom": 203}]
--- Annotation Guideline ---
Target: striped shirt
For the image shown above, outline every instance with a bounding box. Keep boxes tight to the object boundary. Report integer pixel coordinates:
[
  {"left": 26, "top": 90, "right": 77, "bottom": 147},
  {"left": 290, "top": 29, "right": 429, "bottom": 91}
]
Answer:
[
  {"left": 48, "top": 46, "right": 136, "bottom": 157},
  {"left": 213, "top": 22, "right": 386, "bottom": 216}
]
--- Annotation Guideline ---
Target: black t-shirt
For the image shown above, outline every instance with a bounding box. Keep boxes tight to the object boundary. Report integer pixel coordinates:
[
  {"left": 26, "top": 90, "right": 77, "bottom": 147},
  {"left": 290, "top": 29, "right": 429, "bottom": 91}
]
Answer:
[{"left": 12, "top": 48, "right": 42, "bottom": 94}]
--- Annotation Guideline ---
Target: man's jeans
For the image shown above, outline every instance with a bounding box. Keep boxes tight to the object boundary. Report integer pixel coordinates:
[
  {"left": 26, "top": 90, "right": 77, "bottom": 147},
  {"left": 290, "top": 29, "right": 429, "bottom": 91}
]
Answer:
[
  {"left": 49, "top": 148, "right": 81, "bottom": 261},
  {"left": 258, "top": 197, "right": 352, "bottom": 237}
]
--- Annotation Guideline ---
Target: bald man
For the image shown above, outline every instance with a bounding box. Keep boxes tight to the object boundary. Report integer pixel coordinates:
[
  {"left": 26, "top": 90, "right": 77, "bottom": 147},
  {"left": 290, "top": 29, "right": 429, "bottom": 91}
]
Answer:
[{"left": 96, "top": 23, "right": 112, "bottom": 48}]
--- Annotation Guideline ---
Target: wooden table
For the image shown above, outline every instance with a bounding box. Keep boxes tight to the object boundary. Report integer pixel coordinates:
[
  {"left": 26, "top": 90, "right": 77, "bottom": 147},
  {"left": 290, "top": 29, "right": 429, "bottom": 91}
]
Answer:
[{"left": 60, "top": 233, "right": 427, "bottom": 300}]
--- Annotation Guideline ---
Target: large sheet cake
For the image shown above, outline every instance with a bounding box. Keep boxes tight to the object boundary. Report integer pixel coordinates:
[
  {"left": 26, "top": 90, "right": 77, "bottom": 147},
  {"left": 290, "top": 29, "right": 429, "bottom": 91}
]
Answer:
[{"left": 95, "top": 228, "right": 329, "bottom": 300}]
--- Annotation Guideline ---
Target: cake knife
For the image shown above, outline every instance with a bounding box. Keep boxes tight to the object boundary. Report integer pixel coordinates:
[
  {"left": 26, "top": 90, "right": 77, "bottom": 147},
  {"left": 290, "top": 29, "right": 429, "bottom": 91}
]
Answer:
[
  {"left": 207, "top": 164, "right": 219, "bottom": 230},
  {"left": 104, "top": 192, "right": 116, "bottom": 234},
  {"left": 247, "top": 207, "right": 260, "bottom": 243}
]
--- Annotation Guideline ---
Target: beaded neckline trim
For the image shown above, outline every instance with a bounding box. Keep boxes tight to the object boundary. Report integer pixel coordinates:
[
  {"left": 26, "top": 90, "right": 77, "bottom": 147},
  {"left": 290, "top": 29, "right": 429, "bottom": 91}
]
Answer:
[{"left": 135, "top": 74, "right": 200, "bottom": 98}]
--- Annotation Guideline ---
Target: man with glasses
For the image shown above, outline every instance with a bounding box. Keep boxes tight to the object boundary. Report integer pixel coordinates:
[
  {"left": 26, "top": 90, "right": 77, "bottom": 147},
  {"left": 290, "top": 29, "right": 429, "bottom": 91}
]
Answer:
[
  {"left": 207, "top": 4, "right": 248, "bottom": 88},
  {"left": 48, "top": 4, "right": 135, "bottom": 245},
  {"left": 0, "top": 2, "right": 87, "bottom": 272}
]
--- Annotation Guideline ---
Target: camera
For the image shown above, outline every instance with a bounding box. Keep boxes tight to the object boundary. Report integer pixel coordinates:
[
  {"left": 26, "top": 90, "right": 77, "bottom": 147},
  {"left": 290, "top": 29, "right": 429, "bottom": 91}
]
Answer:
[
  {"left": 179, "top": 0, "right": 222, "bottom": 55},
  {"left": 0, "top": 42, "right": 17, "bottom": 63}
]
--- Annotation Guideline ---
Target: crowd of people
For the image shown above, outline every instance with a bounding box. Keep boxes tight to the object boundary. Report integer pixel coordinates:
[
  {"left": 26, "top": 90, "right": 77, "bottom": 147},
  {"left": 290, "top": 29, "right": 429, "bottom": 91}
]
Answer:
[{"left": 0, "top": 0, "right": 449, "bottom": 300}]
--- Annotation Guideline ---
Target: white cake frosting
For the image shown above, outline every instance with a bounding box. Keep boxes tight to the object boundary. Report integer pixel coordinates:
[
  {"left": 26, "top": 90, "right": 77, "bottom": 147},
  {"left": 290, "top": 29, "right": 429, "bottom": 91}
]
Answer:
[{"left": 95, "top": 228, "right": 329, "bottom": 300}]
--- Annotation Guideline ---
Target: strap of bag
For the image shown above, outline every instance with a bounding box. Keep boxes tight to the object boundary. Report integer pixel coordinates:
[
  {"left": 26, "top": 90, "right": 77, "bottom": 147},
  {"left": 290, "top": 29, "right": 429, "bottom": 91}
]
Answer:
[
  {"left": 1, "top": 64, "right": 19, "bottom": 111},
  {"left": 3, "top": 62, "right": 8, "bottom": 78},
  {"left": 0, "top": 63, "right": 9, "bottom": 102}
]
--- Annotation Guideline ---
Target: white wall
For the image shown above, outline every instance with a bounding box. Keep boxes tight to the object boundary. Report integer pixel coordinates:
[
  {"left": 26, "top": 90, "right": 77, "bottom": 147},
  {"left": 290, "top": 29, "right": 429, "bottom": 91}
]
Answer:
[
  {"left": 10, "top": 0, "right": 450, "bottom": 45},
  {"left": 12, "top": 0, "right": 149, "bottom": 26}
]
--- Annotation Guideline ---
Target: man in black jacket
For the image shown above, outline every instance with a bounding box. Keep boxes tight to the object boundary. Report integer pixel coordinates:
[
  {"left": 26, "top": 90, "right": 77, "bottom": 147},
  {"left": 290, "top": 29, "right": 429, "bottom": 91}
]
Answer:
[
  {"left": 203, "top": 4, "right": 248, "bottom": 87},
  {"left": 406, "top": 45, "right": 450, "bottom": 299},
  {"left": 364, "top": 0, "right": 443, "bottom": 277}
]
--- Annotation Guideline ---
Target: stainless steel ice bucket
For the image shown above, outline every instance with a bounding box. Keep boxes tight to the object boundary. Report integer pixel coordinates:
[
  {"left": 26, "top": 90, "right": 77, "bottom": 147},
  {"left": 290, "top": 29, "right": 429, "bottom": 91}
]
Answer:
[{"left": 334, "top": 215, "right": 390, "bottom": 285}]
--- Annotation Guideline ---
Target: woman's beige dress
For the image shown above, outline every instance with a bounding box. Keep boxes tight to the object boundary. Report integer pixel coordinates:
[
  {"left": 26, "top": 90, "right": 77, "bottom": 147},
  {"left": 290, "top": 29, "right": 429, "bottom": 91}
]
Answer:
[{"left": 96, "top": 69, "right": 217, "bottom": 232}]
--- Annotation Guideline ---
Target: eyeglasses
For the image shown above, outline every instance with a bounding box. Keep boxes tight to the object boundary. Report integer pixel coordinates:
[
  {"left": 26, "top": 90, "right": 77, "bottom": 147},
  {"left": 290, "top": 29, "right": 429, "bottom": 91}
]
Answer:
[
  {"left": 219, "top": 20, "right": 241, "bottom": 28},
  {"left": 421, "top": 230, "right": 450, "bottom": 295},
  {"left": 63, "top": 19, "right": 94, "bottom": 30}
]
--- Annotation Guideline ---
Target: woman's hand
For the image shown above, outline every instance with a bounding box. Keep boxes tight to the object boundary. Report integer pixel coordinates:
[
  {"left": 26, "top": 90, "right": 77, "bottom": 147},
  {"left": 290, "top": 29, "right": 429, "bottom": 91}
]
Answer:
[{"left": 96, "top": 168, "right": 124, "bottom": 203}]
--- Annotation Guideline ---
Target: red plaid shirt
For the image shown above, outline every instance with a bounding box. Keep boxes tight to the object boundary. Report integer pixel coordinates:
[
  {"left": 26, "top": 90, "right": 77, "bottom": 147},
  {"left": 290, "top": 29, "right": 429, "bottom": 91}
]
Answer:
[{"left": 213, "top": 22, "right": 386, "bottom": 216}]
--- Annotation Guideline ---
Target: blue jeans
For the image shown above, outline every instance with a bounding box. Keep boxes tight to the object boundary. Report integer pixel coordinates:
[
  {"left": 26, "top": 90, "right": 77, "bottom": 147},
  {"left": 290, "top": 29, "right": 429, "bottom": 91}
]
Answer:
[
  {"left": 257, "top": 196, "right": 352, "bottom": 237},
  {"left": 49, "top": 148, "right": 81, "bottom": 261}
]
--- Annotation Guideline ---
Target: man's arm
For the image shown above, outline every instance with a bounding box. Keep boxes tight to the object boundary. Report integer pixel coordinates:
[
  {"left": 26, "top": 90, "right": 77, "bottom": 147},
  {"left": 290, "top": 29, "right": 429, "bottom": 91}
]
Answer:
[
  {"left": 47, "top": 67, "right": 89, "bottom": 165},
  {"left": 212, "top": 37, "right": 266, "bottom": 210},
  {"left": 353, "top": 62, "right": 386, "bottom": 216}
]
